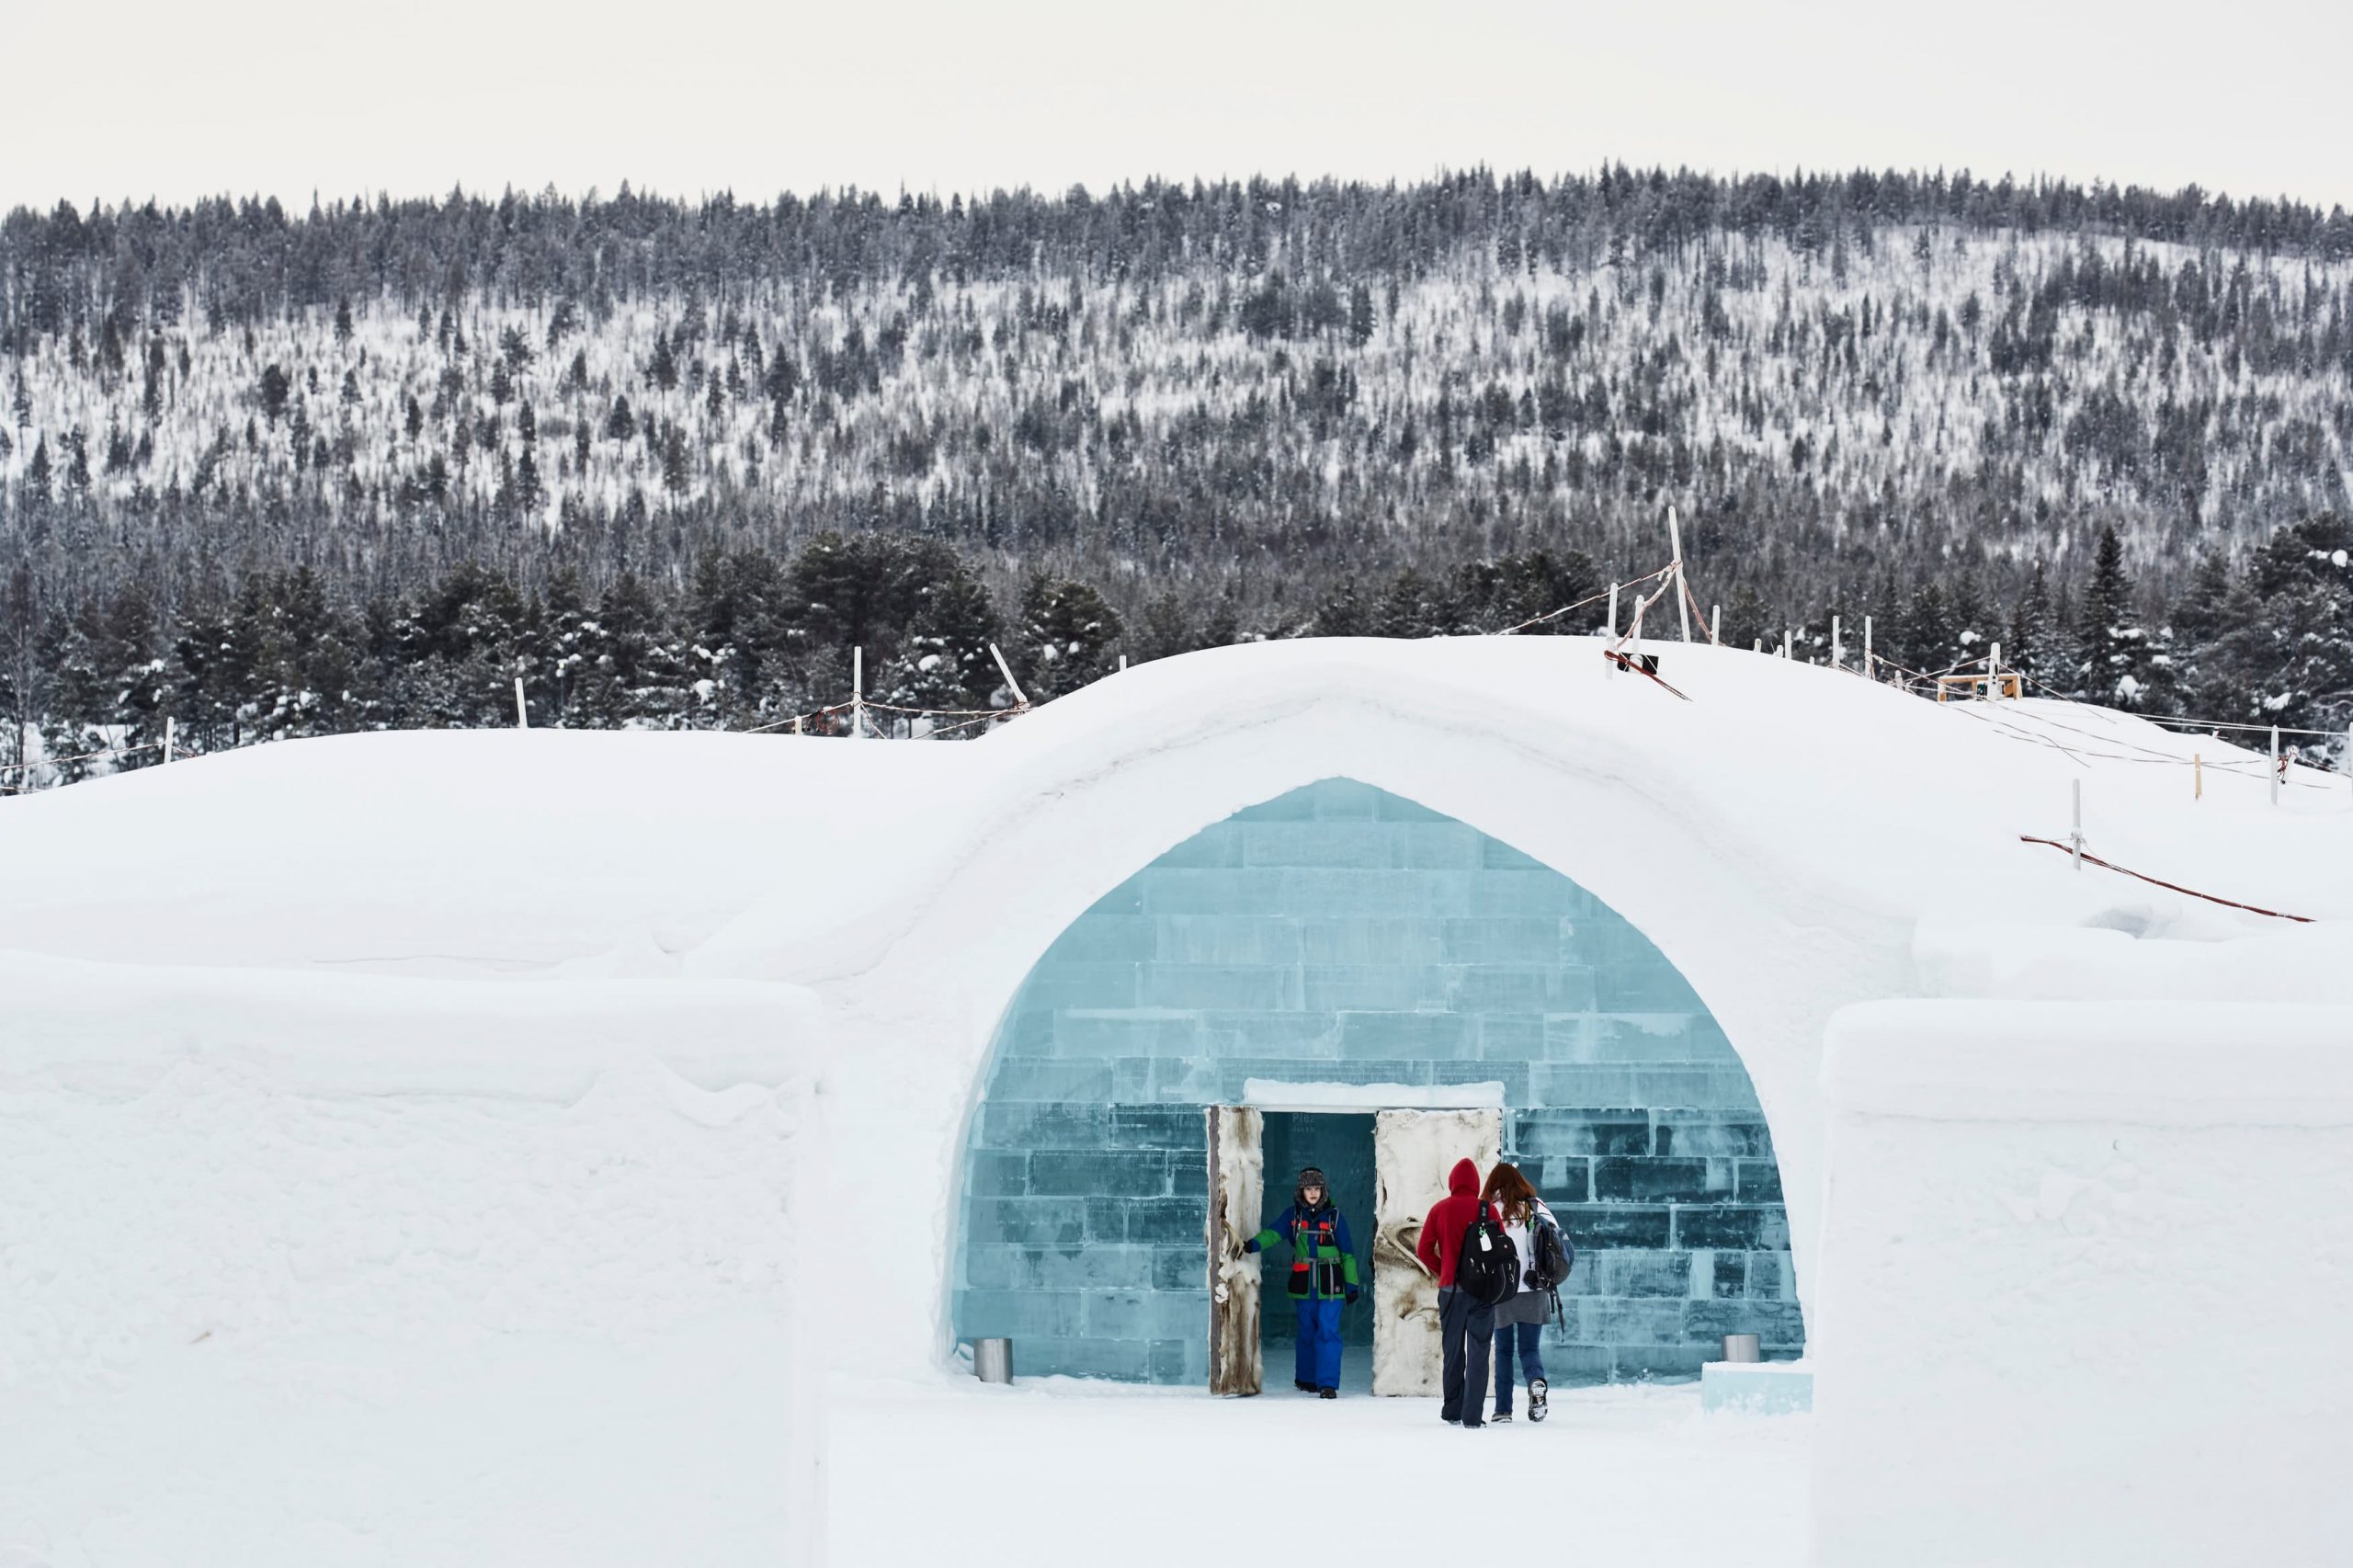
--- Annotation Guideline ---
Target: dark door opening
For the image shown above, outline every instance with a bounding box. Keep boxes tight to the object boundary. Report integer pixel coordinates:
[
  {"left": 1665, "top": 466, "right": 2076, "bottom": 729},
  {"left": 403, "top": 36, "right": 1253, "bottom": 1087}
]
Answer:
[{"left": 1257, "top": 1112, "right": 1376, "bottom": 1393}]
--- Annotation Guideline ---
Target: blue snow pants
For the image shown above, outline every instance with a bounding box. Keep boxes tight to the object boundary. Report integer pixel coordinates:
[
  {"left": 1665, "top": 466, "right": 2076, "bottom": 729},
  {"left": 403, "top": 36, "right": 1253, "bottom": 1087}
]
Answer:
[
  {"left": 1295, "top": 1297, "right": 1344, "bottom": 1390},
  {"left": 1492, "top": 1320, "right": 1544, "bottom": 1414}
]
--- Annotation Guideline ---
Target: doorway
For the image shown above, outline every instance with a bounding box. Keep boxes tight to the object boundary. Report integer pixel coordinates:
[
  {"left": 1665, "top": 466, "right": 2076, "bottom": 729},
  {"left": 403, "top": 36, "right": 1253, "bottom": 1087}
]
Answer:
[
  {"left": 1207, "top": 1102, "right": 1506, "bottom": 1395},
  {"left": 1257, "top": 1112, "right": 1376, "bottom": 1392}
]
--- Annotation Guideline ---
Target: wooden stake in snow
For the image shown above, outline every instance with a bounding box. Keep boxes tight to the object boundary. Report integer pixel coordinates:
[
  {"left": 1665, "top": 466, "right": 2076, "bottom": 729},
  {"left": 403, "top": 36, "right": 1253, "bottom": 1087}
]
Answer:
[
  {"left": 989, "top": 642, "right": 1030, "bottom": 710},
  {"left": 1863, "top": 616, "right": 1874, "bottom": 681},
  {"left": 162, "top": 716, "right": 175, "bottom": 765},
  {"left": 1831, "top": 615, "right": 1843, "bottom": 670},
  {"left": 1668, "top": 507, "right": 1690, "bottom": 642},
  {"left": 2071, "top": 779, "right": 2084, "bottom": 872},
  {"left": 2194, "top": 753, "right": 2203, "bottom": 801},
  {"left": 2271, "top": 725, "right": 2281, "bottom": 807},
  {"left": 514, "top": 676, "right": 529, "bottom": 729},
  {"left": 1781, "top": 629, "right": 1792, "bottom": 660},
  {"left": 1711, "top": 604, "right": 1722, "bottom": 644}
]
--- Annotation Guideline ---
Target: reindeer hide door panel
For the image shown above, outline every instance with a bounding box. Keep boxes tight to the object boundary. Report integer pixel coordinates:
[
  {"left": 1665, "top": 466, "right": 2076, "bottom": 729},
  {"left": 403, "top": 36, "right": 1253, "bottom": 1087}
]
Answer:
[
  {"left": 1371, "top": 1108, "right": 1503, "bottom": 1396},
  {"left": 1206, "top": 1106, "right": 1265, "bottom": 1395}
]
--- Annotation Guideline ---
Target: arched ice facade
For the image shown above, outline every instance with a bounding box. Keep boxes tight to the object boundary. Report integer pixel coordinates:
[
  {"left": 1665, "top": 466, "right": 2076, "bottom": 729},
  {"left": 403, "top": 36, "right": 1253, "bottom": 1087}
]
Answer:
[{"left": 950, "top": 778, "right": 1802, "bottom": 1382}]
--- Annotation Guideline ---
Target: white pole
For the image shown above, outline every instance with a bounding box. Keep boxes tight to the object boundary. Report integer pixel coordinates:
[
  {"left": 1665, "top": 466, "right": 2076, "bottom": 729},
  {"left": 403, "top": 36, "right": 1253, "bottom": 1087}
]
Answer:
[
  {"left": 1119, "top": 653, "right": 1128, "bottom": 673},
  {"left": 1831, "top": 614, "right": 1843, "bottom": 670},
  {"left": 162, "top": 716, "right": 175, "bottom": 764},
  {"left": 2270, "top": 725, "right": 2281, "bottom": 807},
  {"left": 514, "top": 676, "right": 529, "bottom": 729},
  {"left": 989, "top": 642, "right": 1031, "bottom": 709},
  {"left": 1989, "top": 642, "right": 2003, "bottom": 699},
  {"left": 1607, "top": 582, "right": 1620, "bottom": 637},
  {"left": 2346, "top": 725, "right": 2351, "bottom": 800},
  {"left": 1753, "top": 638, "right": 1762, "bottom": 653},
  {"left": 851, "top": 646, "right": 865, "bottom": 740},
  {"left": 1668, "top": 507, "right": 1690, "bottom": 642},
  {"left": 1711, "top": 604, "right": 1722, "bottom": 645},
  {"left": 2071, "top": 779, "right": 2084, "bottom": 871},
  {"left": 1781, "top": 628, "right": 1792, "bottom": 660},
  {"left": 1863, "top": 616, "right": 1874, "bottom": 681}
]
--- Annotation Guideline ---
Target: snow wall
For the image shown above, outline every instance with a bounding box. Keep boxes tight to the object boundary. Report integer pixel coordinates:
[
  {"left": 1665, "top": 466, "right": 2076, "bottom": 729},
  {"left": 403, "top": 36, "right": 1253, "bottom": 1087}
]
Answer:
[
  {"left": 0, "top": 954, "right": 823, "bottom": 1568},
  {"left": 1813, "top": 1000, "right": 2353, "bottom": 1568}
]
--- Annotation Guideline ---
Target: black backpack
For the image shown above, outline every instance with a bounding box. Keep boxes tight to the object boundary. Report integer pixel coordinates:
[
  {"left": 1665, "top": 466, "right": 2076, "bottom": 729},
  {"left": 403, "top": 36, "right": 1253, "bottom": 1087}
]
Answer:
[
  {"left": 1529, "top": 1210, "right": 1575, "bottom": 1290},
  {"left": 1454, "top": 1205, "right": 1521, "bottom": 1307}
]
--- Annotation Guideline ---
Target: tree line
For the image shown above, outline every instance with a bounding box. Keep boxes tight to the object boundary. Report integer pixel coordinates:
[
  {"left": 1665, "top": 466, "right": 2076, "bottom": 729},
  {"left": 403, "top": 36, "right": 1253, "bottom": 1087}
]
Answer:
[{"left": 9, "top": 514, "right": 2349, "bottom": 788}]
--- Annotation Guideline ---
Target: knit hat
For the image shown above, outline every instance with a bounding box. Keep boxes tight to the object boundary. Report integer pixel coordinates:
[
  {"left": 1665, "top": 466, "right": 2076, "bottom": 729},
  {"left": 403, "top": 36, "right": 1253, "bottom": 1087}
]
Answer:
[{"left": 1296, "top": 1167, "right": 1329, "bottom": 1208}]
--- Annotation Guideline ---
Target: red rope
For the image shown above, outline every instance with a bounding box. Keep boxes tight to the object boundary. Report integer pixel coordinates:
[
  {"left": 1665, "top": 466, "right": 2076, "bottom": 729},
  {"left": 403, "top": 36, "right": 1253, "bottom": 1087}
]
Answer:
[{"left": 2017, "top": 835, "right": 2313, "bottom": 923}]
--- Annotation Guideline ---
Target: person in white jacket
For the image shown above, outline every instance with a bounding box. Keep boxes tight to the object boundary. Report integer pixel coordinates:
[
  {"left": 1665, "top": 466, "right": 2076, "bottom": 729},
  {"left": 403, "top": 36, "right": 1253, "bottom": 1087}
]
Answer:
[{"left": 1480, "top": 1162, "right": 1554, "bottom": 1423}]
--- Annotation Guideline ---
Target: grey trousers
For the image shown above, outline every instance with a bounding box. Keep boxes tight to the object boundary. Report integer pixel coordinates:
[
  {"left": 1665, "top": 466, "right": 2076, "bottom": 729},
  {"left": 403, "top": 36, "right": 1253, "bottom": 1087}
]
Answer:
[{"left": 1438, "top": 1286, "right": 1495, "bottom": 1426}]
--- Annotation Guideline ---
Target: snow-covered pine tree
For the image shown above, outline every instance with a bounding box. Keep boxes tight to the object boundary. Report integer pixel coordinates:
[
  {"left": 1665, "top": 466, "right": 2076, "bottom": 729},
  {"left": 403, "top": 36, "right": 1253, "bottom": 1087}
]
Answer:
[
  {"left": 2005, "top": 558, "right": 2080, "bottom": 687},
  {"left": 881, "top": 572, "right": 1005, "bottom": 721},
  {"left": 1894, "top": 580, "right": 1954, "bottom": 677},
  {"left": 2078, "top": 525, "right": 2154, "bottom": 707},
  {"left": 1014, "top": 575, "right": 1124, "bottom": 699}
]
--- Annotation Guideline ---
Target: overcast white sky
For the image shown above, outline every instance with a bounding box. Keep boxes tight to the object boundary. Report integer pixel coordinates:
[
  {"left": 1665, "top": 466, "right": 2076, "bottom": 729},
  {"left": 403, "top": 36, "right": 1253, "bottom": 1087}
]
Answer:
[{"left": 6, "top": 0, "right": 2348, "bottom": 214}]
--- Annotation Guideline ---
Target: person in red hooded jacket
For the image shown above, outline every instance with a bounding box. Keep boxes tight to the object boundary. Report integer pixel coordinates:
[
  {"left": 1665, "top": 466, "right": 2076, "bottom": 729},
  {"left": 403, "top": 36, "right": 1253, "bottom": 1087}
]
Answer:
[{"left": 1415, "top": 1157, "right": 1504, "bottom": 1428}]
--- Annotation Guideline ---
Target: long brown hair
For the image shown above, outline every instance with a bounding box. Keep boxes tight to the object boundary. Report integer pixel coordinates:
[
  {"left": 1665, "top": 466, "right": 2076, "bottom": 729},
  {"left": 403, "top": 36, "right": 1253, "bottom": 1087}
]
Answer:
[{"left": 1482, "top": 1162, "right": 1539, "bottom": 1223}]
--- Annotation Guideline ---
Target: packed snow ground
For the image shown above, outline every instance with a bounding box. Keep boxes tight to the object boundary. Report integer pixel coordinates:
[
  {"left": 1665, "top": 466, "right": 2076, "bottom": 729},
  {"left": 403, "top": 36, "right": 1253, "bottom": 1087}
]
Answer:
[{"left": 831, "top": 1373, "right": 1808, "bottom": 1568}]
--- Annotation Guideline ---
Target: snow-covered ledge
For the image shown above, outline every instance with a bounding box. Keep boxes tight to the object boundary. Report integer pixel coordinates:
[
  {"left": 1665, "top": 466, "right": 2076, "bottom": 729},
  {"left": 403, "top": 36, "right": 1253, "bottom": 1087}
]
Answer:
[
  {"left": 1813, "top": 1000, "right": 2353, "bottom": 1568},
  {"left": 1241, "top": 1078, "right": 1505, "bottom": 1111}
]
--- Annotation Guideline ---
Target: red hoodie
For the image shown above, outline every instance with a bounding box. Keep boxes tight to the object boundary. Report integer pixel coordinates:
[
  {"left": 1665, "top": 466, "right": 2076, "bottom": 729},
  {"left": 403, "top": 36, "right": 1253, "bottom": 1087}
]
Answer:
[{"left": 1415, "top": 1158, "right": 1501, "bottom": 1289}]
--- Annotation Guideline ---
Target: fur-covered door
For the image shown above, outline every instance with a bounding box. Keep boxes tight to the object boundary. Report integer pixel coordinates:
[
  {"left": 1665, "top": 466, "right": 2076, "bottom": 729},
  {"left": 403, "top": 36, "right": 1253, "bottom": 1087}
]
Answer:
[{"left": 1371, "top": 1108, "right": 1502, "bottom": 1395}]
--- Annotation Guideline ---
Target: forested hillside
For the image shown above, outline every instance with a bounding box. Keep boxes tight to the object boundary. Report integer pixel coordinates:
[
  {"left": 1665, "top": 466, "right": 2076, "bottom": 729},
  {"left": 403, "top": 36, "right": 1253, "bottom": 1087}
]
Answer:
[{"left": 5, "top": 168, "right": 2352, "bottom": 778}]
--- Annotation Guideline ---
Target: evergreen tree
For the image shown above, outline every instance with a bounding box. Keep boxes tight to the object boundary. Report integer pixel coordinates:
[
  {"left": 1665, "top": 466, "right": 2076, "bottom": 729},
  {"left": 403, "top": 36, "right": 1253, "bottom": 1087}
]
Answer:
[
  {"left": 1893, "top": 581, "right": 1953, "bottom": 676},
  {"left": 2, "top": 565, "right": 40, "bottom": 784},
  {"left": 258, "top": 364, "right": 291, "bottom": 423},
  {"left": 1131, "top": 592, "right": 1199, "bottom": 661},
  {"left": 1013, "top": 575, "right": 1124, "bottom": 699},
  {"left": 2078, "top": 525, "right": 2153, "bottom": 705},
  {"left": 572, "top": 573, "right": 690, "bottom": 727},
  {"left": 881, "top": 571, "right": 1006, "bottom": 718}
]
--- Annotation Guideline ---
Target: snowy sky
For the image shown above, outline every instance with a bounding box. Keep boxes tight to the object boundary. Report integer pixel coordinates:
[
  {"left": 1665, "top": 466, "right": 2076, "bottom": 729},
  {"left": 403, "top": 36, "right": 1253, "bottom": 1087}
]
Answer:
[{"left": 6, "top": 0, "right": 2348, "bottom": 213}]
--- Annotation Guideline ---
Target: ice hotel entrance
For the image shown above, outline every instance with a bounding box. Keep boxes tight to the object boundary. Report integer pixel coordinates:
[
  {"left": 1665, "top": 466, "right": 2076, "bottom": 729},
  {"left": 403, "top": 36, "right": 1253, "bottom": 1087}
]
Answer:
[{"left": 951, "top": 778, "right": 1802, "bottom": 1388}]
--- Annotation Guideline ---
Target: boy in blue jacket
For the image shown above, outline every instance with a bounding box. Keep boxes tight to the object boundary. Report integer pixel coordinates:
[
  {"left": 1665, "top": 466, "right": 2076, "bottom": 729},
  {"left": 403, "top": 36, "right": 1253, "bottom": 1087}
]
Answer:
[{"left": 1244, "top": 1166, "right": 1361, "bottom": 1397}]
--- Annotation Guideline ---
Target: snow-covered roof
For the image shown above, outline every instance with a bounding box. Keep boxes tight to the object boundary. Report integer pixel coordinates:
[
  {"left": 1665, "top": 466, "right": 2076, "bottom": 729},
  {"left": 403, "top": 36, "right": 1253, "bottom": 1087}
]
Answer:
[{"left": 4, "top": 635, "right": 2347, "bottom": 989}]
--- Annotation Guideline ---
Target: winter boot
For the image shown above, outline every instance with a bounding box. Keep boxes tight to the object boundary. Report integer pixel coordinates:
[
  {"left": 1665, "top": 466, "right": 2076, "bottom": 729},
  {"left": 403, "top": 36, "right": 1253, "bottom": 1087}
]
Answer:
[
  {"left": 1294, "top": 1379, "right": 1315, "bottom": 1392},
  {"left": 1318, "top": 1386, "right": 1336, "bottom": 1400},
  {"left": 1490, "top": 1409, "right": 1513, "bottom": 1423},
  {"left": 1529, "top": 1378, "right": 1549, "bottom": 1422}
]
